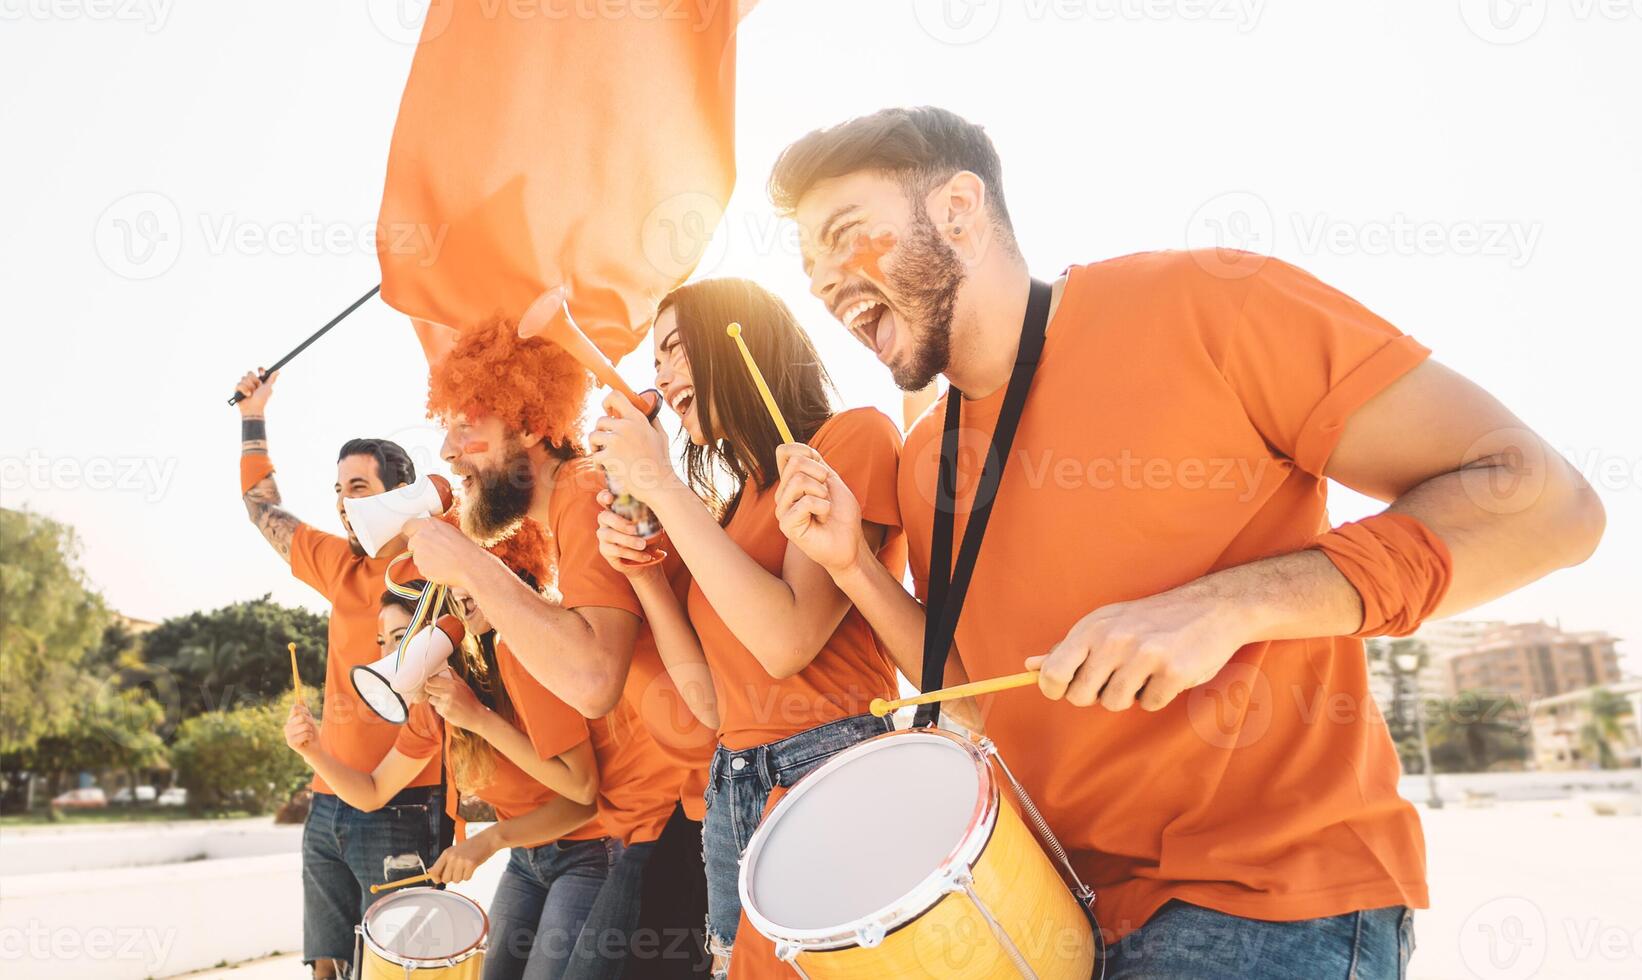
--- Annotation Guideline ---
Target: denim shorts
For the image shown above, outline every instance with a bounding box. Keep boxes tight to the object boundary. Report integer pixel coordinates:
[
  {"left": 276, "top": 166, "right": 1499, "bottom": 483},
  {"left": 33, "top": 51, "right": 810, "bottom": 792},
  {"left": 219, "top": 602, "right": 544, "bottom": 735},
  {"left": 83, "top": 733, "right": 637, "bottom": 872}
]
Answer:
[
  {"left": 700, "top": 713, "right": 893, "bottom": 965},
  {"left": 301, "top": 786, "right": 443, "bottom": 966},
  {"left": 1104, "top": 900, "right": 1416, "bottom": 979}
]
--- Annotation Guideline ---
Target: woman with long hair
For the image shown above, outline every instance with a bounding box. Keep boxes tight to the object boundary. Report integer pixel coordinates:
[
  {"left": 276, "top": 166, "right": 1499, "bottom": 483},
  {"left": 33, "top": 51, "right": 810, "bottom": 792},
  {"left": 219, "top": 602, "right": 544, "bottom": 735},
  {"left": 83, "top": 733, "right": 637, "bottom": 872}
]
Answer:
[
  {"left": 284, "top": 520, "right": 607, "bottom": 980},
  {"left": 587, "top": 277, "right": 905, "bottom": 975}
]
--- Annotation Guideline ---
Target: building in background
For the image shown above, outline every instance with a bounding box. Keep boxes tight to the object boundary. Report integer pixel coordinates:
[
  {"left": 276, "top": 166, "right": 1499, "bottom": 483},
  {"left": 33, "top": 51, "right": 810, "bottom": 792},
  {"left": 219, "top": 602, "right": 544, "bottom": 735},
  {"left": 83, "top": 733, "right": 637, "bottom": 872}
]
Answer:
[
  {"left": 1438, "top": 621, "right": 1624, "bottom": 702},
  {"left": 1529, "top": 679, "right": 1642, "bottom": 771}
]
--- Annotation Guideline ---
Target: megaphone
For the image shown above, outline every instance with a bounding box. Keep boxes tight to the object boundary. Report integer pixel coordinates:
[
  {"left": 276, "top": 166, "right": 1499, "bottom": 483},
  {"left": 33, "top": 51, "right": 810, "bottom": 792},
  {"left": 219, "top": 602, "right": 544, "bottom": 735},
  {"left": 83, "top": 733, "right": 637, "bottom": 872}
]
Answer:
[
  {"left": 342, "top": 474, "right": 455, "bottom": 558},
  {"left": 351, "top": 614, "right": 466, "bottom": 724}
]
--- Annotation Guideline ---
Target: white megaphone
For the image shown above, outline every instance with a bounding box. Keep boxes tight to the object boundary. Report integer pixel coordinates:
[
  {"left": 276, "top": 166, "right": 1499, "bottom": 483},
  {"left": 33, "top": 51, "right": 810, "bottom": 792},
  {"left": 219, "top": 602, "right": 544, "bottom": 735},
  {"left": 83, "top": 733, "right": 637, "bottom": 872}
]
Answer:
[
  {"left": 342, "top": 474, "right": 455, "bottom": 558},
  {"left": 351, "top": 614, "right": 466, "bottom": 724}
]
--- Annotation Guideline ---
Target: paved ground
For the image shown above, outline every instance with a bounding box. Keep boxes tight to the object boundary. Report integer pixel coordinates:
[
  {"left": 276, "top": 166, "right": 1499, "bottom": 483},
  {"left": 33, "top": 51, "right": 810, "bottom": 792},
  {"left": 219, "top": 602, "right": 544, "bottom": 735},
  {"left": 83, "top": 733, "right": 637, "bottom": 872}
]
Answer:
[{"left": 172, "top": 801, "right": 1642, "bottom": 980}]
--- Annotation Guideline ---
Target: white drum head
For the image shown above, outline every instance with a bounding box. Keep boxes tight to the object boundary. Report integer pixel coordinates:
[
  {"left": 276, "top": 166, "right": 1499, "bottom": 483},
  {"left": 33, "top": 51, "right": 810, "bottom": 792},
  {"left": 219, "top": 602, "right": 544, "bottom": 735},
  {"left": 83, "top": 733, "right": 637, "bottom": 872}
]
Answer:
[
  {"left": 364, "top": 888, "right": 485, "bottom": 962},
  {"left": 745, "top": 732, "right": 985, "bottom": 932}
]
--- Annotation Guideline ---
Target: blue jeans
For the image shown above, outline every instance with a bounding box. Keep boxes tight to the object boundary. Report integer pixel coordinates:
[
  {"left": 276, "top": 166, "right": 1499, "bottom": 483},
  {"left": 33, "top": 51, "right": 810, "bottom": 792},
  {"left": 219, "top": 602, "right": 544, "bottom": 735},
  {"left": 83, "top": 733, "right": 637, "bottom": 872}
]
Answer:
[
  {"left": 301, "top": 787, "right": 443, "bottom": 966},
  {"left": 486, "top": 837, "right": 617, "bottom": 980},
  {"left": 1104, "top": 901, "right": 1415, "bottom": 979},
  {"left": 562, "top": 838, "right": 653, "bottom": 980},
  {"left": 701, "top": 713, "right": 894, "bottom": 966}
]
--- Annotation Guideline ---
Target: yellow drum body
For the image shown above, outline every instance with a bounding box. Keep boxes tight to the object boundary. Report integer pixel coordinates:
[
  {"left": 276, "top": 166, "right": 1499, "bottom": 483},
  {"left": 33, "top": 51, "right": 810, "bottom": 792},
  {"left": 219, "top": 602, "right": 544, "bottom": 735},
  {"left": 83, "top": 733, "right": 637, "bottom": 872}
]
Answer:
[
  {"left": 740, "top": 729, "right": 1095, "bottom": 978},
  {"left": 359, "top": 887, "right": 487, "bottom": 980}
]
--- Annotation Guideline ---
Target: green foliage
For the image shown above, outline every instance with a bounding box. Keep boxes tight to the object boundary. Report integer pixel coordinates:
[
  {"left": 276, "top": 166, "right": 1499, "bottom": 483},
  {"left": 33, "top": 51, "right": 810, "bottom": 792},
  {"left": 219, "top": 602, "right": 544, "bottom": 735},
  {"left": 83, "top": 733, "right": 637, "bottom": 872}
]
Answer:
[
  {"left": 0, "top": 508, "right": 109, "bottom": 754},
  {"left": 169, "top": 702, "right": 310, "bottom": 814},
  {"left": 1579, "top": 687, "right": 1631, "bottom": 770},
  {"left": 138, "top": 594, "right": 329, "bottom": 718},
  {"left": 1428, "top": 691, "right": 1531, "bottom": 772},
  {"left": 5, "top": 679, "right": 168, "bottom": 776}
]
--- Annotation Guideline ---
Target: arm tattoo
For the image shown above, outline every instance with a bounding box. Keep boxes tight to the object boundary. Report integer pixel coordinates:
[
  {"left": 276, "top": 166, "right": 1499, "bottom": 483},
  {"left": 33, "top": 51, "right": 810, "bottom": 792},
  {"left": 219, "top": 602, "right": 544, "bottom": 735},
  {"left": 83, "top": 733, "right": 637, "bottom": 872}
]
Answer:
[
  {"left": 240, "top": 413, "right": 295, "bottom": 563},
  {"left": 246, "top": 496, "right": 299, "bottom": 563}
]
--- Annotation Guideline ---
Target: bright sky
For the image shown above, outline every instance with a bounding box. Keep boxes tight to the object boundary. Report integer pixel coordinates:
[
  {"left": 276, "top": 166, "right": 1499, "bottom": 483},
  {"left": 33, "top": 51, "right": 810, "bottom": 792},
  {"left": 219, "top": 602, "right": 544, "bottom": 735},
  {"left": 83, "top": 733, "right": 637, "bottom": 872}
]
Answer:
[{"left": 3, "top": 2, "right": 1638, "bottom": 672}]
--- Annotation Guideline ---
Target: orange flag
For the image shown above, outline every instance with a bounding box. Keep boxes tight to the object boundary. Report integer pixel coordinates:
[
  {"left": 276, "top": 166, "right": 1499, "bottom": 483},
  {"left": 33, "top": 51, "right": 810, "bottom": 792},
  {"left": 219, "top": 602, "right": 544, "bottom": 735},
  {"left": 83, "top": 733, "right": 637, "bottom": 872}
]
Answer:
[{"left": 376, "top": 1, "right": 741, "bottom": 364}]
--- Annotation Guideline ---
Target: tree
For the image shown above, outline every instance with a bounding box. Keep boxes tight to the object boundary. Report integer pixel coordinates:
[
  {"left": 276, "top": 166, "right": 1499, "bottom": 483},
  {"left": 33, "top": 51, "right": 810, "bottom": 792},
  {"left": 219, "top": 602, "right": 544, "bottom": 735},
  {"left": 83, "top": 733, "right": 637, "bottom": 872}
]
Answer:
[
  {"left": 137, "top": 595, "right": 329, "bottom": 718},
  {"left": 1427, "top": 691, "right": 1531, "bottom": 772},
  {"left": 4, "top": 678, "right": 168, "bottom": 788},
  {"left": 0, "top": 508, "right": 109, "bottom": 755},
  {"left": 1579, "top": 687, "right": 1631, "bottom": 770},
  {"left": 170, "top": 701, "right": 311, "bottom": 814}
]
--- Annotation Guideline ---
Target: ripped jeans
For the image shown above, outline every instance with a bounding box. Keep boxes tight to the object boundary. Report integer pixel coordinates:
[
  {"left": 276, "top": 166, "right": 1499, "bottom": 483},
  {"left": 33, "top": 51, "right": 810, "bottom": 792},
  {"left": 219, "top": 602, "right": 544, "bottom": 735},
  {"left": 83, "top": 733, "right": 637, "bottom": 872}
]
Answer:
[
  {"left": 700, "top": 713, "right": 893, "bottom": 974},
  {"left": 301, "top": 786, "right": 443, "bottom": 967}
]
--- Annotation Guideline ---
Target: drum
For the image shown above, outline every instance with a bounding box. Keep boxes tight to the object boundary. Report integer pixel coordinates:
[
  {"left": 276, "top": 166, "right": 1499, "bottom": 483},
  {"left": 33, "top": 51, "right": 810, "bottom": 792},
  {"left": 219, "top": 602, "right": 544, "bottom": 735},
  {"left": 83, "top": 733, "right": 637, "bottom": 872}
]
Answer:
[
  {"left": 357, "top": 887, "right": 487, "bottom": 980},
  {"left": 739, "top": 728, "right": 1098, "bottom": 978}
]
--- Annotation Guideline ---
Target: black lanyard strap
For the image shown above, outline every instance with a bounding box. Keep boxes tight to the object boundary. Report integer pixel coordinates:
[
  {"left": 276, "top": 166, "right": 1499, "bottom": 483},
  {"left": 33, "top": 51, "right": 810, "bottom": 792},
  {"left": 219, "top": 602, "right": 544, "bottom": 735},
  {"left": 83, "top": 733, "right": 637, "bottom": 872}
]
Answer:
[{"left": 916, "top": 278, "right": 1053, "bottom": 728}]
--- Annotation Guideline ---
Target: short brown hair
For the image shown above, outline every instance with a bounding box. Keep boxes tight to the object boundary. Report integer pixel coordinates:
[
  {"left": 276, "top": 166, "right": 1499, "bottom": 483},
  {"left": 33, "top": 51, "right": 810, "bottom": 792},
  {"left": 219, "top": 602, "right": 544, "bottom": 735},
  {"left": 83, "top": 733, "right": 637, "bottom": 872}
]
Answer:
[{"left": 768, "top": 106, "right": 1015, "bottom": 242}]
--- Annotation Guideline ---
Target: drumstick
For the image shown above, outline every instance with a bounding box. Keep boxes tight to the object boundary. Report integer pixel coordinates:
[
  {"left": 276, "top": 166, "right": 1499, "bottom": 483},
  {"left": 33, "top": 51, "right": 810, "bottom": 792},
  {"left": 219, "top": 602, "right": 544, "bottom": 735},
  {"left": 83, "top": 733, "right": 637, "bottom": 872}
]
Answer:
[
  {"left": 288, "top": 642, "right": 302, "bottom": 703},
  {"left": 869, "top": 671, "right": 1040, "bottom": 717},
  {"left": 725, "top": 323, "right": 796, "bottom": 444},
  {"left": 369, "top": 872, "right": 432, "bottom": 894}
]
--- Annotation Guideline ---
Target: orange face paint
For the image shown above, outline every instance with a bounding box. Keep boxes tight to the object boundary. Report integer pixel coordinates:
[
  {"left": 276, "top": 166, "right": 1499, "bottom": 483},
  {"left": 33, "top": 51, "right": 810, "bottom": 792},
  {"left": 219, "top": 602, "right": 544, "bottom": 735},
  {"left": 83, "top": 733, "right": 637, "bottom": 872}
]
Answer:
[
  {"left": 460, "top": 441, "right": 489, "bottom": 455},
  {"left": 844, "top": 230, "right": 896, "bottom": 284}
]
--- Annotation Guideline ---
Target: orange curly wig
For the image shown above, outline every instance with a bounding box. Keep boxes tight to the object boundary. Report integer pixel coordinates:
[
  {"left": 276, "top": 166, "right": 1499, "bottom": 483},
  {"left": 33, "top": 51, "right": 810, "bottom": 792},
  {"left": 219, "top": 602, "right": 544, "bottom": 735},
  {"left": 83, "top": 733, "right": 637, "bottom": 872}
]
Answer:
[{"left": 426, "top": 316, "right": 591, "bottom": 448}]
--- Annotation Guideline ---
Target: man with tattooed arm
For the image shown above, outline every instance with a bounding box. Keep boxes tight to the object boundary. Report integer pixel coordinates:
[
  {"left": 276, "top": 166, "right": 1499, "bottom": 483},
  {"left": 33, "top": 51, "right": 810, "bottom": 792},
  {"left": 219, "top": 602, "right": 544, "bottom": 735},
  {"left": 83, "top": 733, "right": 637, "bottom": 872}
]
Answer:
[{"left": 233, "top": 369, "right": 444, "bottom": 980}]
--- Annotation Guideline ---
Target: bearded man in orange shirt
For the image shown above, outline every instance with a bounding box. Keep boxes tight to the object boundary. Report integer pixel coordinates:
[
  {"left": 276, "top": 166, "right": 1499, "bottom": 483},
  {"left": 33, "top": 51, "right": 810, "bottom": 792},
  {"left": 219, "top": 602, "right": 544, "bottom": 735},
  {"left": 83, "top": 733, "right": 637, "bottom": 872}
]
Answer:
[{"left": 768, "top": 107, "right": 1605, "bottom": 978}]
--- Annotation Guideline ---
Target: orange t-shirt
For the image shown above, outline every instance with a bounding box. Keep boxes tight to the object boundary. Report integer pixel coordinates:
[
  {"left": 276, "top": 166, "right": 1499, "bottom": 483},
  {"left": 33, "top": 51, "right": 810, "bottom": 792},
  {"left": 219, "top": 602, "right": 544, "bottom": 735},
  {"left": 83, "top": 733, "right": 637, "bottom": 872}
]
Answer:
[
  {"left": 686, "top": 408, "right": 905, "bottom": 751},
  {"left": 548, "top": 455, "right": 702, "bottom": 841},
  {"left": 397, "top": 636, "right": 598, "bottom": 845},
  {"left": 621, "top": 554, "right": 717, "bottom": 821},
  {"left": 899, "top": 251, "right": 1431, "bottom": 939},
  {"left": 290, "top": 525, "right": 440, "bottom": 794}
]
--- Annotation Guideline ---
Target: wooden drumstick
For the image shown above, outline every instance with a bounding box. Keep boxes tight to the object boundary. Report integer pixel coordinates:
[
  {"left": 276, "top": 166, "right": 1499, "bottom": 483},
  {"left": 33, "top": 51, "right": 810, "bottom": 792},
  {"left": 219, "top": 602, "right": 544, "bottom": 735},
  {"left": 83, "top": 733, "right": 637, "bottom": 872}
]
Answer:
[
  {"left": 370, "top": 872, "right": 432, "bottom": 894},
  {"left": 725, "top": 323, "right": 795, "bottom": 444},
  {"left": 288, "top": 642, "right": 302, "bottom": 703},
  {"left": 869, "top": 671, "right": 1040, "bottom": 717}
]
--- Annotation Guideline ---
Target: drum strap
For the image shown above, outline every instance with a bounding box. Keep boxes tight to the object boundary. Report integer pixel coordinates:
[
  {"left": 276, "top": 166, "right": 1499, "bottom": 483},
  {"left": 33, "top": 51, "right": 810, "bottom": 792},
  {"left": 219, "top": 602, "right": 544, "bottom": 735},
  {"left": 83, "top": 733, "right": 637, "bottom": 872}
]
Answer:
[{"left": 915, "top": 277, "right": 1054, "bottom": 728}]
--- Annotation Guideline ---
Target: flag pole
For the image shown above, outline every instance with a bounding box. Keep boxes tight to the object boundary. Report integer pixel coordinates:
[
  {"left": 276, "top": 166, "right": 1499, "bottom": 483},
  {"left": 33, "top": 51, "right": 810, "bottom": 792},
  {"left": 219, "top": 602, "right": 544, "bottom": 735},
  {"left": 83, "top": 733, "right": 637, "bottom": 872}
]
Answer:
[{"left": 226, "top": 284, "right": 381, "bottom": 404}]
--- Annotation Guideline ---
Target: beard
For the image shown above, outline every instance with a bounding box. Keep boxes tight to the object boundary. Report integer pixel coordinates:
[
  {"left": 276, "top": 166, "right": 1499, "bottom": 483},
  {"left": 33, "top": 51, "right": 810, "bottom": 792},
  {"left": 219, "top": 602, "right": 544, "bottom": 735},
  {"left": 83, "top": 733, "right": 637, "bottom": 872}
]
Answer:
[
  {"left": 881, "top": 207, "right": 967, "bottom": 392},
  {"left": 458, "top": 440, "right": 534, "bottom": 546}
]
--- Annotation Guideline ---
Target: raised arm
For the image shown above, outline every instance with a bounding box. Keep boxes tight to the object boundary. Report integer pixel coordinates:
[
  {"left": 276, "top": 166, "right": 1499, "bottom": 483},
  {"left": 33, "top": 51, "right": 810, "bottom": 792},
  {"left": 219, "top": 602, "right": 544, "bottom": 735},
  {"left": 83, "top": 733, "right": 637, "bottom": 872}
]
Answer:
[
  {"left": 775, "top": 445, "right": 979, "bottom": 727},
  {"left": 595, "top": 507, "right": 720, "bottom": 729},
  {"left": 423, "top": 671, "right": 599, "bottom": 805},
  {"left": 234, "top": 369, "right": 299, "bottom": 564},
  {"left": 284, "top": 700, "right": 423, "bottom": 811}
]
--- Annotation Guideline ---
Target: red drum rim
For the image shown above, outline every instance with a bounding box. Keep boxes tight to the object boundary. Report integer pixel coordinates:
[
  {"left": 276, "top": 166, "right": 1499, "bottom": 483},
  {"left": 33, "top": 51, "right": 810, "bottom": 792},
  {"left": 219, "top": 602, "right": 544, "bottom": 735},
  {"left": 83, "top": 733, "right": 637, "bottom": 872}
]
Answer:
[{"left": 738, "top": 727, "right": 1001, "bottom": 953}]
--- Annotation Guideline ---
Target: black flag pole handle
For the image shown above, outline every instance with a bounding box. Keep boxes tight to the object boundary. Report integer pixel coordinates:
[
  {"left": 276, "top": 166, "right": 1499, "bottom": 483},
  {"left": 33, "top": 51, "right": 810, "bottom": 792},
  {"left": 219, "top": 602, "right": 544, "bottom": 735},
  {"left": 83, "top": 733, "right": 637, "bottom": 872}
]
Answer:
[{"left": 227, "top": 284, "right": 382, "bottom": 405}]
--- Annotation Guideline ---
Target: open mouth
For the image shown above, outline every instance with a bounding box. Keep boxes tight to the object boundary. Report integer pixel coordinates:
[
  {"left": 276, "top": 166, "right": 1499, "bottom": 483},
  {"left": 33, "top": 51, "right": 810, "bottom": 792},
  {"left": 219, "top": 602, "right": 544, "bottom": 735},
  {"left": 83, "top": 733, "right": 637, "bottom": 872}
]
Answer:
[
  {"left": 667, "top": 384, "right": 696, "bottom": 420},
  {"left": 840, "top": 297, "right": 894, "bottom": 360}
]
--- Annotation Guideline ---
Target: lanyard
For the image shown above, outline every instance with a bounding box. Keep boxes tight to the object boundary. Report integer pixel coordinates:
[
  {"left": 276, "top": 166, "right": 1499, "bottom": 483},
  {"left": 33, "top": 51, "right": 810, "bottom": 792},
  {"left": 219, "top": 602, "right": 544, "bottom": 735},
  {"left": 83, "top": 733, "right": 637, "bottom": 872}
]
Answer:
[{"left": 916, "top": 278, "right": 1053, "bottom": 727}]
